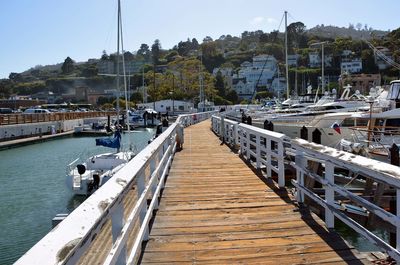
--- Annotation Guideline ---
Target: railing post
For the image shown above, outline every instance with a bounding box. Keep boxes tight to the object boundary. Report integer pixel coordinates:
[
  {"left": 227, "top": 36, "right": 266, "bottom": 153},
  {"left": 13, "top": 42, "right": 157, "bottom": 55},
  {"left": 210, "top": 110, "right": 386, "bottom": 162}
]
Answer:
[
  {"left": 295, "top": 151, "right": 306, "bottom": 203},
  {"left": 111, "top": 203, "right": 126, "bottom": 265},
  {"left": 220, "top": 116, "right": 225, "bottom": 141},
  {"left": 246, "top": 130, "right": 251, "bottom": 161},
  {"left": 277, "top": 140, "right": 285, "bottom": 188},
  {"left": 266, "top": 138, "right": 272, "bottom": 178},
  {"left": 136, "top": 170, "right": 149, "bottom": 241},
  {"left": 239, "top": 129, "right": 245, "bottom": 156},
  {"left": 325, "top": 162, "right": 335, "bottom": 228},
  {"left": 397, "top": 189, "right": 400, "bottom": 255},
  {"left": 256, "top": 134, "right": 261, "bottom": 169},
  {"left": 233, "top": 124, "right": 238, "bottom": 146}
]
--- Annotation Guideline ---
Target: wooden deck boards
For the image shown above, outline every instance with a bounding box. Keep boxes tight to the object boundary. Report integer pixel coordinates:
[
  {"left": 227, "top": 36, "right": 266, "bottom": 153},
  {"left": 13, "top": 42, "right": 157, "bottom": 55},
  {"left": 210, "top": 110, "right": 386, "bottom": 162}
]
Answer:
[{"left": 140, "top": 120, "right": 371, "bottom": 264}]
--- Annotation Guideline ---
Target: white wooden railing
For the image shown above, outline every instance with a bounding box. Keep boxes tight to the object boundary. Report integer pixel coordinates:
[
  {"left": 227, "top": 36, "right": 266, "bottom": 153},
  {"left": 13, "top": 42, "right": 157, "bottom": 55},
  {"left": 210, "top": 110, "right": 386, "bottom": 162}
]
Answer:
[
  {"left": 291, "top": 139, "right": 400, "bottom": 261},
  {"left": 212, "top": 114, "right": 400, "bottom": 262},
  {"left": 15, "top": 111, "right": 216, "bottom": 265},
  {"left": 212, "top": 115, "right": 290, "bottom": 187}
]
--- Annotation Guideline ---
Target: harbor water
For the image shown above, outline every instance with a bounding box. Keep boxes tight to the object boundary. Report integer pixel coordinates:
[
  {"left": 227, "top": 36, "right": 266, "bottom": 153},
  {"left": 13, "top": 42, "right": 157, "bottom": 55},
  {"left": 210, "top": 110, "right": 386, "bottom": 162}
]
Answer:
[{"left": 0, "top": 128, "right": 155, "bottom": 265}]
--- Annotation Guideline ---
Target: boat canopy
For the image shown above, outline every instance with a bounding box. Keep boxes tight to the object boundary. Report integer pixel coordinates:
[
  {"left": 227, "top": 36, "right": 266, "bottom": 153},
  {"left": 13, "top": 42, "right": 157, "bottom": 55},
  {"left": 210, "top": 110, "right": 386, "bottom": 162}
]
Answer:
[{"left": 95, "top": 131, "right": 121, "bottom": 149}]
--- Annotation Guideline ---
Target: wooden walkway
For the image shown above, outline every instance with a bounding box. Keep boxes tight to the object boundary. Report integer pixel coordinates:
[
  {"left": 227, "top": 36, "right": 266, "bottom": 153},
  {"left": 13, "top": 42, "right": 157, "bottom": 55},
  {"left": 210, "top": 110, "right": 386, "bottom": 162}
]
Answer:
[{"left": 140, "top": 120, "right": 372, "bottom": 264}]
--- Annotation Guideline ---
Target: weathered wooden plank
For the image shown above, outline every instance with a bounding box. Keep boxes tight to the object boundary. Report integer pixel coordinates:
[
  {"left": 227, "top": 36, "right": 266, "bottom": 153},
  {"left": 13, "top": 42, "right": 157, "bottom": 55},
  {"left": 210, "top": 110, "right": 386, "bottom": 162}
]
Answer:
[
  {"left": 139, "top": 120, "right": 371, "bottom": 264},
  {"left": 141, "top": 244, "right": 363, "bottom": 264}
]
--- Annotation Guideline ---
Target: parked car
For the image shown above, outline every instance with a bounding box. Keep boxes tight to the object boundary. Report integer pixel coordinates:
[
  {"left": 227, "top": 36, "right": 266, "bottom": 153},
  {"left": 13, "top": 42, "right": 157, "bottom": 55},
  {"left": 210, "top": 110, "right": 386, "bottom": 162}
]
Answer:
[
  {"left": 24, "top": 108, "right": 51, "bottom": 114},
  {"left": 0, "top": 108, "right": 13, "bottom": 114}
]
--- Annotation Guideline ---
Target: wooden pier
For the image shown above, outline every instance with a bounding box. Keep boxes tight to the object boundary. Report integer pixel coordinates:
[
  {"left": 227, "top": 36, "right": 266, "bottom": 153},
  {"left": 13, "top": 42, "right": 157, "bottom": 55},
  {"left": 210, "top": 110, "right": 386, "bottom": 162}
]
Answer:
[
  {"left": 19, "top": 112, "right": 398, "bottom": 265},
  {"left": 139, "top": 120, "right": 371, "bottom": 264}
]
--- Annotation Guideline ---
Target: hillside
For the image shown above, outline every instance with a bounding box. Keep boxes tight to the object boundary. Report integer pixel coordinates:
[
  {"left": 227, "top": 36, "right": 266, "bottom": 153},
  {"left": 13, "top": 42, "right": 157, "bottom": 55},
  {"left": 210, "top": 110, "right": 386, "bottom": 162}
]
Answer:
[
  {"left": 0, "top": 23, "right": 399, "bottom": 105},
  {"left": 308, "top": 24, "right": 388, "bottom": 40}
]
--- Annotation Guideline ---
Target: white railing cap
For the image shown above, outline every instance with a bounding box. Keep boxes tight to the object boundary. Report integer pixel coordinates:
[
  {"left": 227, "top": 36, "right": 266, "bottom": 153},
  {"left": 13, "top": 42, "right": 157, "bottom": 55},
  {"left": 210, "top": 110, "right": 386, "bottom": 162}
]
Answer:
[
  {"left": 239, "top": 123, "right": 289, "bottom": 141},
  {"left": 292, "top": 138, "right": 400, "bottom": 188}
]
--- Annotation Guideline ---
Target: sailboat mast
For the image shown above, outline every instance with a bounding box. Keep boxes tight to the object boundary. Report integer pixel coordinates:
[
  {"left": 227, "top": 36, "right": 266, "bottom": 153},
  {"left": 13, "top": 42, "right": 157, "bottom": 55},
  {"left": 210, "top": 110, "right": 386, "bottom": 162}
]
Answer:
[
  {"left": 115, "top": 0, "right": 121, "bottom": 126},
  {"left": 142, "top": 67, "right": 146, "bottom": 103},
  {"left": 284, "top": 11, "right": 289, "bottom": 99}
]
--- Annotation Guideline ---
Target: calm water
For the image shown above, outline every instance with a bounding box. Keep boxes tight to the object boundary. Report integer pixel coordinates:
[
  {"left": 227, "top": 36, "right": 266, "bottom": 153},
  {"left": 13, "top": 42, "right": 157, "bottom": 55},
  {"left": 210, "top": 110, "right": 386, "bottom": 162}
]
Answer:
[{"left": 0, "top": 128, "right": 155, "bottom": 265}]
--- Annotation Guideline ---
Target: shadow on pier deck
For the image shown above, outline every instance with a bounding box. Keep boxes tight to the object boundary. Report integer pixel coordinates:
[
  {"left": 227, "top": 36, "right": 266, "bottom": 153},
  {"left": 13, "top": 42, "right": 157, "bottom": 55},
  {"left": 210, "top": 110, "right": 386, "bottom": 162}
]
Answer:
[{"left": 139, "top": 120, "right": 371, "bottom": 264}]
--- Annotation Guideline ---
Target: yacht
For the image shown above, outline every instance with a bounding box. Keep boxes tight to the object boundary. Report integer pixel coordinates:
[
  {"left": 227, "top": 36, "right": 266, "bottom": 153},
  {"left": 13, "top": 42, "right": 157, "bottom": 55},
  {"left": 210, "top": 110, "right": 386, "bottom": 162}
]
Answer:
[{"left": 341, "top": 80, "right": 400, "bottom": 161}]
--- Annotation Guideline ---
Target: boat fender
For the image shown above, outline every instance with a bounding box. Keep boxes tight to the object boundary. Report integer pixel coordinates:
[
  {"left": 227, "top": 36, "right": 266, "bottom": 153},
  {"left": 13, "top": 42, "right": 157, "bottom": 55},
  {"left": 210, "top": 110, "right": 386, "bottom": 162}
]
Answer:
[{"left": 77, "top": 164, "right": 86, "bottom": 175}]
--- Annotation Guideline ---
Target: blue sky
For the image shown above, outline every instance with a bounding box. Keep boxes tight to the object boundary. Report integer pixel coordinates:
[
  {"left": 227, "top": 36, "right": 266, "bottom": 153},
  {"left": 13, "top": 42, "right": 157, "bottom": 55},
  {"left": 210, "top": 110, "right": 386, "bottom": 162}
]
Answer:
[{"left": 0, "top": 0, "right": 398, "bottom": 79}]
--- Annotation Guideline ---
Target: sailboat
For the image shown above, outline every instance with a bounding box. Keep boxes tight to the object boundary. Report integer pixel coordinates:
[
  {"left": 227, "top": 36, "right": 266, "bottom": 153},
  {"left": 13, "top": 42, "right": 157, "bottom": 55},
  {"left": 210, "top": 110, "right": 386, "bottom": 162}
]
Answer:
[{"left": 66, "top": 0, "right": 135, "bottom": 196}]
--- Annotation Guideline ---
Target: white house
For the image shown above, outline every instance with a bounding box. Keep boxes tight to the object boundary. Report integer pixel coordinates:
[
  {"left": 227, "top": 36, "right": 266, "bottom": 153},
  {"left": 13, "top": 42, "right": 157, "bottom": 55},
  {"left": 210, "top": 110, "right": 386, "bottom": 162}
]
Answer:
[
  {"left": 232, "top": 78, "right": 254, "bottom": 100},
  {"left": 198, "top": 100, "right": 215, "bottom": 112},
  {"left": 287, "top": 54, "right": 300, "bottom": 66},
  {"left": 213, "top": 67, "right": 233, "bottom": 88},
  {"left": 341, "top": 59, "right": 362, "bottom": 73},
  {"left": 237, "top": 55, "right": 277, "bottom": 88},
  {"left": 309, "top": 52, "right": 332, "bottom": 67},
  {"left": 137, "top": 99, "right": 194, "bottom": 114},
  {"left": 341, "top": 50, "right": 353, "bottom": 57}
]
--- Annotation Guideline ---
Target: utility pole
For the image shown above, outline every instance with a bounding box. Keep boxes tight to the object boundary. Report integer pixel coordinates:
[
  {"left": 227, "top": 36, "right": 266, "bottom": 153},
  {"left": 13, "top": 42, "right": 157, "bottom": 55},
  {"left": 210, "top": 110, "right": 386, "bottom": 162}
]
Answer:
[
  {"left": 116, "top": 0, "right": 121, "bottom": 125},
  {"left": 172, "top": 74, "right": 175, "bottom": 115},
  {"left": 321, "top": 42, "right": 325, "bottom": 93},
  {"left": 284, "top": 11, "right": 289, "bottom": 99},
  {"left": 310, "top": 41, "right": 328, "bottom": 94},
  {"left": 153, "top": 63, "right": 156, "bottom": 110},
  {"left": 199, "top": 50, "right": 203, "bottom": 112}
]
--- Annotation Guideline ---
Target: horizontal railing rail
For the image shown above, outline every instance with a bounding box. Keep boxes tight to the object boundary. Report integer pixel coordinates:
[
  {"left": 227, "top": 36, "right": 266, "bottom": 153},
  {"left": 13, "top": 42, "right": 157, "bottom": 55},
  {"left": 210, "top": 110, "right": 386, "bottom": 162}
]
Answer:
[
  {"left": 212, "top": 114, "right": 400, "bottom": 262},
  {"left": 15, "top": 110, "right": 216, "bottom": 265}
]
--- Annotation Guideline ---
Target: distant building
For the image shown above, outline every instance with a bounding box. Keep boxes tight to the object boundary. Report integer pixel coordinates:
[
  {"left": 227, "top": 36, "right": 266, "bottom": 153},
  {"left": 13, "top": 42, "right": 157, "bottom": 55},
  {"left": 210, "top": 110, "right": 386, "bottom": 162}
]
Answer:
[
  {"left": 232, "top": 77, "right": 253, "bottom": 100},
  {"left": 0, "top": 97, "right": 46, "bottom": 109},
  {"left": 341, "top": 59, "right": 362, "bottom": 73},
  {"left": 86, "top": 90, "right": 115, "bottom": 105},
  {"left": 237, "top": 55, "right": 277, "bottom": 88},
  {"left": 339, "top": 73, "right": 381, "bottom": 94},
  {"left": 287, "top": 54, "right": 300, "bottom": 66},
  {"left": 31, "top": 91, "right": 56, "bottom": 104},
  {"left": 374, "top": 46, "right": 393, "bottom": 70},
  {"left": 341, "top": 50, "right": 353, "bottom": 57},
  {"left": 197, "top": 100, "right": 215, "bottom": 112},
  {"left": 137, "top": 99, "right": 194, "bottom": 114},
  {"left": 212, "top": 67, "right": 233, "bottom": 88},
  {"left": 308, "top": 52, "right": 332, "bottom": 67}
]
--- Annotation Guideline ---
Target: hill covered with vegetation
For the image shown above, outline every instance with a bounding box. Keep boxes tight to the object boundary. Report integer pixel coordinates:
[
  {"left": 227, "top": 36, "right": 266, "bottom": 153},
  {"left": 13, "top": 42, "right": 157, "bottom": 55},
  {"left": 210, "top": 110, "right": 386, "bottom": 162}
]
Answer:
[{"left": 0, "top": 23, "right": 399, "bottom": 106}]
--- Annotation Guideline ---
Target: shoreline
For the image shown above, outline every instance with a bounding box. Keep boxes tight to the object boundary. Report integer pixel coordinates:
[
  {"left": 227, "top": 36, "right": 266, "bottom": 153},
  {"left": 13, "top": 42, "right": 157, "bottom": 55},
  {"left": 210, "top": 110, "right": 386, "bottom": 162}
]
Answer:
[{"left": 0, "top": 131, "right": 74, "bottom": 150}]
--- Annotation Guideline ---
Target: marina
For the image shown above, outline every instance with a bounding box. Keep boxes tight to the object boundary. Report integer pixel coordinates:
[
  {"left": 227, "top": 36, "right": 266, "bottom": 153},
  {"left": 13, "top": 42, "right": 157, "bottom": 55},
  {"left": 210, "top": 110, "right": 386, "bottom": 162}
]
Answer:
[
  {"left": 9, "top": 111, "right": 400, "bottom": 264},
  {"left": 1, "top": 0, "right": 400, "bottom": 264}
]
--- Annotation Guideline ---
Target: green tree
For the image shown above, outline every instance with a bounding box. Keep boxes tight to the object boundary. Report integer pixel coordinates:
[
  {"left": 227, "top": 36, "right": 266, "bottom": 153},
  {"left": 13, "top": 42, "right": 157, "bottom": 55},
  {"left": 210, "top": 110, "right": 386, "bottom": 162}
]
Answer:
[
  {"left": 9, "top": 72, "right": 22, "bottom": 81},
  {"left": 130, "top": 91, "right": 143, "bottom": 103},
  {"left": 361, "top": 49, "right": 378, "bottom": 73},
  {"left": 61, "top": 57, "right": 74, "bottom": 74},
  {"left": 137, "top": 44, "right": 151, "bottom": 61},
  {"left": 101, "top": 50, "right": 109, "bottom": 60},
  {"left": 97, "top": 96, "right": 115, "bottom": 106},
  {"left": 165, "top": 50, "right": 179, "bottom": 63},
  {"left": 214, "top": 71, "right": 225, "bottom": 97},
  {"left": 287, "top": 22, "right": 307, "bottom": 48},
  {"left": 226, "top": 89, "right": 239, "bottom": 104},
  {"left": 151, "top": 39, "right": 161, "bottom": 65}
]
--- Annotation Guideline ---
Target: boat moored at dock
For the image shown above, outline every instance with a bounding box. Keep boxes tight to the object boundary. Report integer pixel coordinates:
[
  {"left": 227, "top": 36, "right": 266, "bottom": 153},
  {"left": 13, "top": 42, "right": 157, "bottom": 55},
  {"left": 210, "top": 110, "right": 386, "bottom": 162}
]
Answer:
[{"left": 66, "top": 130, "right": 134, "bottom": 195}]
